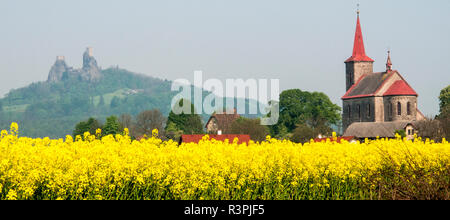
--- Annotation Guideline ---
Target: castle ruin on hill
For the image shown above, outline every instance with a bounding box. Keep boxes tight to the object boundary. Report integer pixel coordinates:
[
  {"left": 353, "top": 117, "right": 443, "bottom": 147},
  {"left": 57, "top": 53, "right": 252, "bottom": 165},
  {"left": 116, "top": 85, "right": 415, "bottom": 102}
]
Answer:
[{"left": 47, "top": 47, "right": 102, "bottom": 82}]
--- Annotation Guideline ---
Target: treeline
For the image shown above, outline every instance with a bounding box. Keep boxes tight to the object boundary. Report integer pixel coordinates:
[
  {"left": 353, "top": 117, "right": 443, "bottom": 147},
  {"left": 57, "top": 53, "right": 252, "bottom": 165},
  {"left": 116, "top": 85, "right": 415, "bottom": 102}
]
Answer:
[
  {"left": 72, "top": 89, "right": 343, "bottom": 143},
  {"left": 72, "top": 99, "right": 205, "bottom": 141}
]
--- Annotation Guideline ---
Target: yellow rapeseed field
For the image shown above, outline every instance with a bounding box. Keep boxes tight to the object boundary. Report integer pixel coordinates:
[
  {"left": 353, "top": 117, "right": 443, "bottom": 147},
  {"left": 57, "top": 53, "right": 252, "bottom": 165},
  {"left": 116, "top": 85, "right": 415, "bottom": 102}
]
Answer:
[{"left": 0, "top": 123, "right": 449, "bottom": 200}]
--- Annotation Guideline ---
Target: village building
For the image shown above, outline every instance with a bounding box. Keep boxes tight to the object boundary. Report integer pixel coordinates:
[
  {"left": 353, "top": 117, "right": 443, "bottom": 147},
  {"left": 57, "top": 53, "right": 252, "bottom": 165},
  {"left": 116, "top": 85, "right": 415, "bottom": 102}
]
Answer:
[
  {"left": 341, "top": 10, "right": 424, "bottom": 139},
  {"left": 204, "top": 109, "right": 240, "bottom": 134}
]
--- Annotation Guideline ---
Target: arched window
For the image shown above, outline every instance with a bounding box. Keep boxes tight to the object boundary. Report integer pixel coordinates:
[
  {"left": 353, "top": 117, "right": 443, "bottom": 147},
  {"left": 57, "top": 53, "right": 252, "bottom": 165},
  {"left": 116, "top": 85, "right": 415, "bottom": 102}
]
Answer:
[
  {"left": 397, "top": 102, "right": 402, "bottom": 116},
  {"left": 348, "top": 105, "right": 351, "bottom": 118},
  {"left": 357, "top": 104, "right": 361, "bottom": 119},
  {"left": 367, "top": 103, "right": 371, "bottom": 117},
  {"left": 407, "top": 102, "right": 411, "bottom": 115},
  {"left": 389, "top": 103, "right": 392, "bottom": 117}
]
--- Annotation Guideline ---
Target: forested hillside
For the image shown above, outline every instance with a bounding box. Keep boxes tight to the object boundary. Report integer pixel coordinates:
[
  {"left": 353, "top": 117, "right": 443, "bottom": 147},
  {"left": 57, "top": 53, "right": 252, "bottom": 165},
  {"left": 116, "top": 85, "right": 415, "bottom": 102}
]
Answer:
[{"left": 0, "top": 67, "right": 262, "bottom": 138}]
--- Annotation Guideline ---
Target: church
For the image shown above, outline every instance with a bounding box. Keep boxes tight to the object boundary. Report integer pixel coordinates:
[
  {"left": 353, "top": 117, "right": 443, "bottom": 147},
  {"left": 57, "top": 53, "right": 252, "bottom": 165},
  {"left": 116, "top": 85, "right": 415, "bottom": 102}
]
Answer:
[{"left": 341, "top": 10, "right": 425, "bottom": 139}]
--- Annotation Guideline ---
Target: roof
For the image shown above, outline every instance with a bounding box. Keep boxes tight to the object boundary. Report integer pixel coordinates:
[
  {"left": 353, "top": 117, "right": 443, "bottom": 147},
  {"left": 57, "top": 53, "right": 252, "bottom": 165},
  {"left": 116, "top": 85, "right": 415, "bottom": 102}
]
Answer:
[
  {"left": 314, "top": 136, "right": 356, "bottom": 143},
  {"left": 342, "top": 72, "right": 392, "bottom": 99},
  {"left": 383, "top": 80, "right": 418, "bottom": 96},
  {"left": 343, "top": 121, "right": 416, "bottom": 138},
  {"left": 342, "top": 71, "right": 418, "bottom": 100},
  {"left": 180, "top": 134, "right": 250, "bottom": 145},
  {"left": 205, "top": 109, "right": 240, "bottom": 132},
  {"left": 345, "top": 14, "right": 374, "bottom": 63}
]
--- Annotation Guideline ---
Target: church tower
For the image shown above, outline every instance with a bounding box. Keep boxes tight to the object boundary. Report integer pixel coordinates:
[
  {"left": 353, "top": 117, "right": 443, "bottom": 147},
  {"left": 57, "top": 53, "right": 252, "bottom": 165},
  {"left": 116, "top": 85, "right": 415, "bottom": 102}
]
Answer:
[{"left": 344, "top": 9, "right": 374, "bottom": 91}]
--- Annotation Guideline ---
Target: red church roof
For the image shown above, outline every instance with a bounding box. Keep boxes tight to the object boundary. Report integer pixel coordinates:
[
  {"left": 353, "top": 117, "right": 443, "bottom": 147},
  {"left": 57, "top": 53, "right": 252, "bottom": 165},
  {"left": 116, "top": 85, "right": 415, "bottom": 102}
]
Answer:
[
  {"left": 180, "top": 134, "right": 251, "bottom": 145},
  {"left": 383, "top": 80, "right": 418, "bottom": 96},
  {"left": 345, "top": 14, "right": 374, "bottom": 62}
]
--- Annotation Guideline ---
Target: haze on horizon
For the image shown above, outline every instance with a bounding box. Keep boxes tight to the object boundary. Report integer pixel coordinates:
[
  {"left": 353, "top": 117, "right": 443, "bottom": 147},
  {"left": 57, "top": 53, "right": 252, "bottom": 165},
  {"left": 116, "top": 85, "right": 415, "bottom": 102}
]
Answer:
[{"left": 0, "top": 0, "right": 449, "bottom": 117}]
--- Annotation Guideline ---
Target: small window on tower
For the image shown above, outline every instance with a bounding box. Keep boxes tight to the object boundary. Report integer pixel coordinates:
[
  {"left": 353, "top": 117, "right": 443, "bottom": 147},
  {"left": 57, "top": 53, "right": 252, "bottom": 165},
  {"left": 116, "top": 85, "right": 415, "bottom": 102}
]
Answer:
[
  {"left": 397, "top": 102, "right": 402, "bottom": 116},
  {"left": 367, "top": 103, "right": 371, "bottom": 117}
]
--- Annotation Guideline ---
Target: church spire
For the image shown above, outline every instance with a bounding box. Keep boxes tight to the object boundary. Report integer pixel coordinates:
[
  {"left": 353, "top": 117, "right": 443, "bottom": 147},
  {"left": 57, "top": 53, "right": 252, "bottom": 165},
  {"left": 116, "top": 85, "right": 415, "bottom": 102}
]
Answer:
[
  {"left": 386, "top": 50, "right": 393, "bottom": 72},
  {"left": 345, "top": 7, "right": 374, "bottom": 63}
]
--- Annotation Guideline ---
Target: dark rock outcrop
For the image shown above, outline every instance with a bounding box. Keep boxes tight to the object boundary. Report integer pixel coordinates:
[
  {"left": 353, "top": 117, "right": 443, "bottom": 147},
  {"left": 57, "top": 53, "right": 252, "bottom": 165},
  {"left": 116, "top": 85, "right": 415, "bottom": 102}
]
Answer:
[{"left": 47, "top": 56, "right": 69, "bottom": 82}]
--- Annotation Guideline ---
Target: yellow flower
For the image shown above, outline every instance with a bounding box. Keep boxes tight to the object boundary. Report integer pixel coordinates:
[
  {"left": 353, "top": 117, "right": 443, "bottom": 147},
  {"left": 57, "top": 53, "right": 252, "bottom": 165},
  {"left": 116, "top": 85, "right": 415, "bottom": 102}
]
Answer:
[
  {"left": 10, "top": 122, "right": 19, "bottom": 136},
  {"left": 0, "top": 123, "right": 448, "bottom": 200},
  {"left": 6, "top": 190, "right": 18, "bottom": 200},
  {"left": 152, "top": 129, "right": 159, "bottom": 138}
]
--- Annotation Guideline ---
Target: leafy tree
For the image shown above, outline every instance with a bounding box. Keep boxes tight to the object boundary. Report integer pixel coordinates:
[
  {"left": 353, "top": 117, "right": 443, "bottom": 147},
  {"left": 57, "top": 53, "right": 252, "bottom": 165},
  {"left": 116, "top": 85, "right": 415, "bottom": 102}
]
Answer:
[
  {"left": 230, "top": 117, "right": 269, "bottom": 142},
  {"left": 103, "top": 115, "right": 120, "bottom": 136},
  {"left": 290, "top": 124, "right": 317, "bottom": 144},
  {"left": 135, "top": 109, "right": 166, "bottom": 137},
  {"left": 270, "top": 89, "right": 341, "bottom": 137},
  {"left": 0, "top": 100, "right": 3, "bottom": 112},
  {"left": 439, "top": 85, "right": 450, "bottom": 116},
  {"left": 166, "top": 99, "right": 204, "bottom": 134},
  {"left": 73, "top": 117, "right": 102, "bottom": 138},
  {"left": 438, "top": 85, "right": 450, "bottom": 139},
  {"left": 165, "top": 121, "right": 183, "bottom": 141},
  {"left": 395, "top": 129, "right": 406, "bottom": 138}
]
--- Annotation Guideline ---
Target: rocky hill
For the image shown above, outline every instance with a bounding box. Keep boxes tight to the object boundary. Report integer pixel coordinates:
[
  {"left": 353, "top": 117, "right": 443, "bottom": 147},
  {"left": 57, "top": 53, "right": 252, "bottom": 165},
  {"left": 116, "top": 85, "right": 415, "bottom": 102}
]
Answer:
[
  {"left": 48, "top": 47, "right": 102, "bottom": 82},
  {"left": 0, "top": 48, "right": 262, "bottom": 138}
]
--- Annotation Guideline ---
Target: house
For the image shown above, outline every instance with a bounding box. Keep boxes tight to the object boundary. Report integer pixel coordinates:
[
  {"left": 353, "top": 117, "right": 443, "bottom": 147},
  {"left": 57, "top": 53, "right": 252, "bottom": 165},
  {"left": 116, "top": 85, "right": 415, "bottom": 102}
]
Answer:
[
  {"left": 179, "top": 134, "right": 251, "bottom": 145},
  {"left": 341, "top": 10, "right": 424, "bottom": 136},
  {"left": 205, "top": 109, "right": 240, "bottom": 134}
]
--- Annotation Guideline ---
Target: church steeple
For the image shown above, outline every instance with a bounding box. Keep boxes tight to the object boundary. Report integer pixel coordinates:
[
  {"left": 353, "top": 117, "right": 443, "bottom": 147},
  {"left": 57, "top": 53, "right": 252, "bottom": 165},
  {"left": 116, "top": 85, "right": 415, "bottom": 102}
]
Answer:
[
  {"left": 345, "top": 9, "right": 374, "bottom": 62},
  {"left": 344, "top": 7, "right": 374, "bottom": 91}
]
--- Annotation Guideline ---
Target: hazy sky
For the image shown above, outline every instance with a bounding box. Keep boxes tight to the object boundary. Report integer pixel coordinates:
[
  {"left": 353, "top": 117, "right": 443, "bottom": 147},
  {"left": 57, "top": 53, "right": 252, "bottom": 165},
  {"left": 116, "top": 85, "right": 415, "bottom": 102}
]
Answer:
[{"left": 0, "top": 0, "right": 449, "bottom": 116}]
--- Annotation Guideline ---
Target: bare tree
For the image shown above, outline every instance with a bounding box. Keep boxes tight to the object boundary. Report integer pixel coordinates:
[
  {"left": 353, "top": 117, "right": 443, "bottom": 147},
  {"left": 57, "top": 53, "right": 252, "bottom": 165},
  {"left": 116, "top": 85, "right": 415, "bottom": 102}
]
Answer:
[
  {"left": 135, "top": 109, "right": 166, "bottom": 137},
  {"left": 118, "top": 114, "right": 133, "bottom": 130},
  {"left": 415, "top": 117, "right": 444, "bottom": 142}
]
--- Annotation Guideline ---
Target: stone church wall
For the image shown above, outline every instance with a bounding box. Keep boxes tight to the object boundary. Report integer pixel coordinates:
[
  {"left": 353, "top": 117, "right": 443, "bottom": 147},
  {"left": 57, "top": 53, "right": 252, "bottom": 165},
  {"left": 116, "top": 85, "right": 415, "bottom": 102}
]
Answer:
[
  {"left": 383, "top": 96, "right": 417, "bottom": 122},
  {"left": 342, "top": 97, "right": 375, "bottom": 130}
]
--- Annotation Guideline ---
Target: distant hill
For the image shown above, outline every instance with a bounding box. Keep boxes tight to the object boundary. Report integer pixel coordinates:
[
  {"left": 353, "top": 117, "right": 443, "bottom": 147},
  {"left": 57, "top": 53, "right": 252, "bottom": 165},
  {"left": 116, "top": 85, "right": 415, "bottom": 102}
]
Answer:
[{"left": 0, "top": 49, "right": 263, "bottom": 138}]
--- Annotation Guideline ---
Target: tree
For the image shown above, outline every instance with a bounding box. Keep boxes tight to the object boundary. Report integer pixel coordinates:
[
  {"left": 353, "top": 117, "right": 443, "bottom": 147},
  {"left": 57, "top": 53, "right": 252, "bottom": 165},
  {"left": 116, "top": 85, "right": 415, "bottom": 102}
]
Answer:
[
  {"left": 415, "top": 117, "right": 445, "bottom": 142},
  {"left": 290, "top": 124, "right": 317, "bottom": 144},
  {"left": 165, "top": 121, "right": 183, "bottom": 141},
  {"left": 395, "top": 129, "right": 406, "bottom": 138},
  {"left": 0, "top": 100, "right": 3, "bottom": 112},
  {"left": 166, "top": 99, "right": 204, "bottom": 134},
  {"left": 73, "top": 117, "right": 102, "bottom": 138},
  {"left": 103, "top": 115, "right": 120, "bottom": 136},
  {"left": 118, "top": 113, "right": 133, "bottom": 133},
  {"left": 230, "top": 117, "right": 269, "bottom": 142},
  {"left": 438, "top": 85, "right": 450, "bottom": 139},
  {"left": 438, "top": 85, "right": 450, "bottom": 116},
  {"left": 135, "top": 109, "right": 166, "bottom": 137},
  {"left": 270, "top": 89, "right": 341, "bottom": 137}
]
